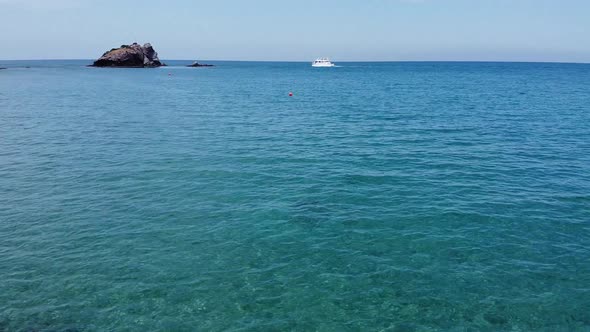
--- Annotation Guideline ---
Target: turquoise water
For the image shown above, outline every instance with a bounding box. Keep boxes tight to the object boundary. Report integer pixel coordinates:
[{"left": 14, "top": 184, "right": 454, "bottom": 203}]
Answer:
[{"left": 1, "top": 60, "right": 590, "bottom": 331}]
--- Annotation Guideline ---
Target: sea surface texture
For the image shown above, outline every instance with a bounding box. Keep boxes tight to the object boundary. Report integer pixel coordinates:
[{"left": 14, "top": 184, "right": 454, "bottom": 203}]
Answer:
[{"left": 1, "top": 61, "right": 589, "bottom": 331}]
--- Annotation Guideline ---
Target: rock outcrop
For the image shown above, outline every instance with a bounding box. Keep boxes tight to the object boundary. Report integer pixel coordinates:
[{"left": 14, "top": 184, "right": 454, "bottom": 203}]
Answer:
[
  {"left": 92, "top": 43, "right": 164, "bottom": 67},
  {"left": 187, "top": 61, "right": 213, "bottom": 68},
  {"left": 0, "top": 67, "right": 6, "bottom": 70}
]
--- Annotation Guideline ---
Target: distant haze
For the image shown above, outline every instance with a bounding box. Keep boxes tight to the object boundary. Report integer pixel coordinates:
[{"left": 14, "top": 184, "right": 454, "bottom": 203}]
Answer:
[{"left": 1, "top": 0, "right": 589, "bottom": 62}]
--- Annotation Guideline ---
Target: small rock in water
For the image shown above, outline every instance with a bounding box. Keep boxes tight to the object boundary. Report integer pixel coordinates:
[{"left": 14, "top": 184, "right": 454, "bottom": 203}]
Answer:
[{"left": 187, "top": 61, "right": 214, "bottom": 67}]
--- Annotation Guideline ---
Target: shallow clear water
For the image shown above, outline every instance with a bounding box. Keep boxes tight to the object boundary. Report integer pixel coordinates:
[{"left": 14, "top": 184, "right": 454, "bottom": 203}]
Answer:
[{"left": 1, "top": 60, "right": 590, "bottom": 331}]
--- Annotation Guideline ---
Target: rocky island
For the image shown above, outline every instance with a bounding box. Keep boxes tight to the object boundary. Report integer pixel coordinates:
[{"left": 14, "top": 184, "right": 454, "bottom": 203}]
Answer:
[
  {"left": 91, "top": 43, "right": 164, "bottom": 68},
  {"left": 187, "top": 61, "right": 214, "bottom": 68}
]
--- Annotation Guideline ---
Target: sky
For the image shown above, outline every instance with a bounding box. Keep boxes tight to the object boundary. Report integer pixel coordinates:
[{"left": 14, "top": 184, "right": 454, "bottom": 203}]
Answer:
[{"left": 0, "top": 0, "right": 589, "bottom": 62}]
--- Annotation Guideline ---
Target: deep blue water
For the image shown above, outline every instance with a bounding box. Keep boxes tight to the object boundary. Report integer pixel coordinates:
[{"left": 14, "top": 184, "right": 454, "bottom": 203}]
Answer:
[{"left": 1, "top": 60, "right": 589, "bottom": 331}]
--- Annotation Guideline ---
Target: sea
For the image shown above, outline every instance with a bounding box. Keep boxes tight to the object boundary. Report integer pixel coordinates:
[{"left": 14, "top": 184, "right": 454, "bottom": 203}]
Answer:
[{"left": 1, "top": 60, "right": 589, "bottom": 331}]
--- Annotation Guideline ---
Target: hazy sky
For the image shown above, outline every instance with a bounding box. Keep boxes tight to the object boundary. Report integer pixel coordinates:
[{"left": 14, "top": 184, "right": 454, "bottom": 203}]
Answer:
[{"left": 1, "top": 0, "right": 589, "bottom": 62}]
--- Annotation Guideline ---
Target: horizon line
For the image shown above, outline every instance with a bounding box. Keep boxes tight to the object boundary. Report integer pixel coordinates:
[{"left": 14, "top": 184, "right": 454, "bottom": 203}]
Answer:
[{"left": 1, "top": 58, "right": 590, "bottom": 65}]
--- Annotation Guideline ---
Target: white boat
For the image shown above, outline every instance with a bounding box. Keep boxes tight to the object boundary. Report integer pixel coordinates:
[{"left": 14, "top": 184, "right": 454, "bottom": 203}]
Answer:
[{"left": 312, "top": 58, "right": 335, "bottom": 67}]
